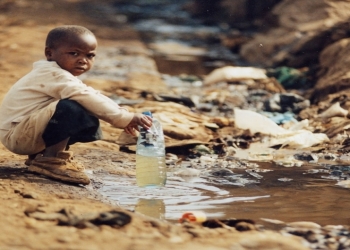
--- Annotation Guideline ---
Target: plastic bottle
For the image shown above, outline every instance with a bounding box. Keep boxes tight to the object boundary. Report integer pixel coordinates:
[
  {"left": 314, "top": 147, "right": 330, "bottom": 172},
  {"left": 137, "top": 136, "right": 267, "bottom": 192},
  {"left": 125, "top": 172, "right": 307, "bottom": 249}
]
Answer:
[{"left": 136, "top": 111, "right": 167, "bottom": 187}]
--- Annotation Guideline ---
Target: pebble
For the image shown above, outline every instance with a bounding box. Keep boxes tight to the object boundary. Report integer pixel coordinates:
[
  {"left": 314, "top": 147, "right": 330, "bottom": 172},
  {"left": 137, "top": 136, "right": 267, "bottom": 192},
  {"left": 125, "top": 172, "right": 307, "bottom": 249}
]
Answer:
[
  {"left": 174, "top": 168, "right": 201, "bottom": 177},
  {"left": 287, "top": 221, "right": 321, "bottom": 229}
]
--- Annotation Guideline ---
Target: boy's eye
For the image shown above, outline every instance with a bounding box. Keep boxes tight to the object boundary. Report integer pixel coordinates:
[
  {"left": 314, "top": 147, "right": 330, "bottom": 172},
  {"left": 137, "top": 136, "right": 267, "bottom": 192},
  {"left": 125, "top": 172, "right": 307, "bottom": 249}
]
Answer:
[
  {"left": 69, "top": 52, "right": 79, "bottom": 56},
  {"left": 87, "top": 53, "right": 96, "bottom": 59}
]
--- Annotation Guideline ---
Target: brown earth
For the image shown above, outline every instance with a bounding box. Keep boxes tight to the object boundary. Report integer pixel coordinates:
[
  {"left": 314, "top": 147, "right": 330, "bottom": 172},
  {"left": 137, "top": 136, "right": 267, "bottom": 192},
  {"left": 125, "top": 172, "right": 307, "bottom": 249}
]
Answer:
[{"left": 0, "top": 0, "right": 311, "bottom": 249}]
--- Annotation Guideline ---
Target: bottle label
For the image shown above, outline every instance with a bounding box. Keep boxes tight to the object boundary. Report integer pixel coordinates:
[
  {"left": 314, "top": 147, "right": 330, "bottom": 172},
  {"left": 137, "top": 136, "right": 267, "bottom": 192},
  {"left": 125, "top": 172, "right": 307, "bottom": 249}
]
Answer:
[{"left": 139, "top": 128, "right": 159, "bottom": 147}]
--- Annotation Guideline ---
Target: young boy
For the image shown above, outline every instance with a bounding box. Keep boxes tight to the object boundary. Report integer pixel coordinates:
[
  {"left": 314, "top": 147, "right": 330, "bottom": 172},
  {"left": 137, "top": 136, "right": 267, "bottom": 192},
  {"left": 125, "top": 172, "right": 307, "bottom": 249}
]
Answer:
[{"left": 0, "top": 25, "right": 152, "bottom": 185}]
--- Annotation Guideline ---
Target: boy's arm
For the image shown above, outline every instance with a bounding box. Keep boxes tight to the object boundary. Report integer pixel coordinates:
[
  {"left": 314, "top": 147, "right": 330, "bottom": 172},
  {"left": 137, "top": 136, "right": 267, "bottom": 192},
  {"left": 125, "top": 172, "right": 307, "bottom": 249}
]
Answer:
[{"left": 47, "top": 77, "right": 135, "bottom": 128}]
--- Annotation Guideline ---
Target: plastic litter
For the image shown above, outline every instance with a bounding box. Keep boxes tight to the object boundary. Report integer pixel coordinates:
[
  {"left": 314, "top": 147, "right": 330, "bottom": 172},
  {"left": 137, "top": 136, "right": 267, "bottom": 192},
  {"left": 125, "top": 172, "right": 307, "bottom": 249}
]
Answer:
[
  {"left": 203, "top": 66, "right": 267, "bottom": 85},
  {"left": 179, "top": 211, "right": 207, "bottom": 223},
  {"left": 318, "top": 102, "right": 349, "bottom": 119},
  {"left": 266, "top": 66, "right": 308, "bottom": 89},
  {"left": 234, "top": 108, "right": 329, "bottom": 149},
  {"left": 234, "top": 108, "right": 287, "bottom": 135},
  {"left": 265, "top": 112, "right": 297, "bottom": 125}
]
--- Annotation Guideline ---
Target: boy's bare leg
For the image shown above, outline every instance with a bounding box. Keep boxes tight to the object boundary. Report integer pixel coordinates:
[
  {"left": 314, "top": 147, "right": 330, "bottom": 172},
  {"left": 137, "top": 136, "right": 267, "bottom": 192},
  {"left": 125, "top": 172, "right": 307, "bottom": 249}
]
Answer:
[
  {"left": 25, "top": 138, "right": 70, "bottom": 166},
  {"left": 43, "top": 137, "right": 70, "bottom": 157}
]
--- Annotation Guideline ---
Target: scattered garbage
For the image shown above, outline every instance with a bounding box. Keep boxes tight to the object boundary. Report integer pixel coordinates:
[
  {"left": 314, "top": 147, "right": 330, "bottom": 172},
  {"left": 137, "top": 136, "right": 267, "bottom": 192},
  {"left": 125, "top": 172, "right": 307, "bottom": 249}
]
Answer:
[
  {"left": 264, "top": 93, "right": 310, "bottom": 113},
  {"left": 266, "top": 66, "right": 309, "bottom": 89}
]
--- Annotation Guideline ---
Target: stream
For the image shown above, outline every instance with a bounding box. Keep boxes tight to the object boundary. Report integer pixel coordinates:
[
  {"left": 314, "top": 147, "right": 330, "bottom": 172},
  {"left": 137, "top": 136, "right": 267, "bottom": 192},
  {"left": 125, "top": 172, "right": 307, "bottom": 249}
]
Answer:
[{"left": 87, "top": 0, "right": 350, "bottom": 227}]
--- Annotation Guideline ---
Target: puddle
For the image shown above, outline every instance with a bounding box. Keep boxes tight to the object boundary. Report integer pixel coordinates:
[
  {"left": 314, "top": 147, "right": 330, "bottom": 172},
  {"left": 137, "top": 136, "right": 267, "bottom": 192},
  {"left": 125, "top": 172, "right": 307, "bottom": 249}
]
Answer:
[
  {"left": 97, "top": 159, "right": 350, "bottom": 226},
  {"left": 98, "top": 173, "right": 269, "bottom": 222}
]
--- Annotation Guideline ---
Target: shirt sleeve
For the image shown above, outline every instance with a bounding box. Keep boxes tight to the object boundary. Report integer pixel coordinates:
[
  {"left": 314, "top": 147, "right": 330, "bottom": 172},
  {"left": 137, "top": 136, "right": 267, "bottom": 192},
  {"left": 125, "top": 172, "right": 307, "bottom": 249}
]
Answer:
[{"left": 44, "top": 71, "right": 134, "bottom": 129}]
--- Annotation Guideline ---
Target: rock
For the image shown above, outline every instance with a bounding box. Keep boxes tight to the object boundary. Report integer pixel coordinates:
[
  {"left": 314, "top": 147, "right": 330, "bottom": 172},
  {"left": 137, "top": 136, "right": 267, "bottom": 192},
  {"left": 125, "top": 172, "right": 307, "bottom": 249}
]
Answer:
[
  {"left": 174, "top": 168, "right": 201, "bottom": 177},
  {"left": 293, "top": 152, "right": 319, "bottom": 162},
  {"left": 210, "top": 168, "right": 235, "bottom": 177},
  {"left": 187, "top": 0, "right": 281, "bottom": 26},
  {"left": 27, "top": 208, "right": 133, "bottom": 229},
  {"left": 312, "top": 39, "right": 350, "bottom": 102},
  {"left": 287, "top": 221, "right": 321, "bottom": 229},
  {"left": 240, "top": 0, "right": 350, "bottom": 68},
  {"left": 232, "top": 231, "right": 309, "bottom": 250},
  {"left": 20, "top": 192, "right": 39, "bottom": 199}
]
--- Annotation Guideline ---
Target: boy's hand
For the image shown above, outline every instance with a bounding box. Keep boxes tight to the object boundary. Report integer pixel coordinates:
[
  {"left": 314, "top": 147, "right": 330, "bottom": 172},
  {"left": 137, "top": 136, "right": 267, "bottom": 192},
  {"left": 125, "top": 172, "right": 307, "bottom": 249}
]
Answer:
[{"left": 124, "top": 113, "right": 153, "bottom": 136}]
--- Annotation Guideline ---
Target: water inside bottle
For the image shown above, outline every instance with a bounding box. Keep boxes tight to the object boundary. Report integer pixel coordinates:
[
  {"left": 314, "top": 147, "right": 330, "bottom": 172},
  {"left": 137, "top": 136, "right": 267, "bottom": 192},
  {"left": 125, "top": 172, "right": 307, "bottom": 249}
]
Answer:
[{"left": 136, "top": 154, "right": 167, "bottom": 187}]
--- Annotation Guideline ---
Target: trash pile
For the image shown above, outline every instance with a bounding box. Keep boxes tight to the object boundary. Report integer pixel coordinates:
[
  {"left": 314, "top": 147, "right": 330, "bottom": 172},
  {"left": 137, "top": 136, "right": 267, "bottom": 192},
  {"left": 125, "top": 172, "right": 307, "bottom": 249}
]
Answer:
[{"left": 82, "top": 0, "right": 350, "bottom": 190}]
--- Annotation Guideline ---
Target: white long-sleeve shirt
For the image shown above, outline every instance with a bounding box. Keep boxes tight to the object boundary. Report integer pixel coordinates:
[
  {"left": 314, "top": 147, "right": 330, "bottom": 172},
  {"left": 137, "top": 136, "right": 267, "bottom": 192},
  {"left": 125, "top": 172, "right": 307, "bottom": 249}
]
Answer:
[{"left": 0, "top": 60, "right": 134, "bottom": 131}]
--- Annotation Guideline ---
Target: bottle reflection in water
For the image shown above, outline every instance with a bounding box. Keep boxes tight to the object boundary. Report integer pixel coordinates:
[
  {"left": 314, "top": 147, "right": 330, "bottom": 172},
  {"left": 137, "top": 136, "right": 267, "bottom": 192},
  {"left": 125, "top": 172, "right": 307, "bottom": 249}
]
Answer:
[{"left": 135, "top": 198, "right": 165, "bottom": 220}]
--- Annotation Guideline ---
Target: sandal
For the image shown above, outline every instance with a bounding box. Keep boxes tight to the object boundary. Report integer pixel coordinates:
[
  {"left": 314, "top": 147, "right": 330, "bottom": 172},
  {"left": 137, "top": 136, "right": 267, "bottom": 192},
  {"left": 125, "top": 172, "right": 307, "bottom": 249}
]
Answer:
[{"left": 27, "top": 152, "right": 90, "bottom": 185}]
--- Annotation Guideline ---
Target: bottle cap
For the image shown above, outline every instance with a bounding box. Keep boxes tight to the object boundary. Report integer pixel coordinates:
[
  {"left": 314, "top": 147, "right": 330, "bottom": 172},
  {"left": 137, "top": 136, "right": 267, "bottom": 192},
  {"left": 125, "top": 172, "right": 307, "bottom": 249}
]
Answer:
[{"left": 142, "top": 111, "right": 153, "bottom": 117}]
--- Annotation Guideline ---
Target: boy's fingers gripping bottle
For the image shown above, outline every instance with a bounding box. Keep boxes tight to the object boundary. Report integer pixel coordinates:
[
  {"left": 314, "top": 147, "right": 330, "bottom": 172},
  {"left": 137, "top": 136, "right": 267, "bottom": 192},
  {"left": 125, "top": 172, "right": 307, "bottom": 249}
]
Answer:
[{"left": 136, "top": 111, "right": 167, "bottom": 187}]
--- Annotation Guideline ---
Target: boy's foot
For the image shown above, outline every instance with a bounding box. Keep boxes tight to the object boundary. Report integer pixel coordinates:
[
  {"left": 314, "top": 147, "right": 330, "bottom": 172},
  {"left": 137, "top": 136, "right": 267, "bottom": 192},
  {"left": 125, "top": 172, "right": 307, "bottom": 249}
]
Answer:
[
  {"left": 27, "top": 151, "right": 90, "bottom": 185},
  {"left": 25, "top": 152, "right": 43, "bottom": 166}
]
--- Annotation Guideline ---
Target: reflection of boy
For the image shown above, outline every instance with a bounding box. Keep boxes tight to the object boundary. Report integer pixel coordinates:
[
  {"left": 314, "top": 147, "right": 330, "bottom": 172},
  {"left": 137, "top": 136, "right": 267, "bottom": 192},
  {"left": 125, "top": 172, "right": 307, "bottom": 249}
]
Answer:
[{"left": 0, "top": 25, "right": 152, "bottom": 185}]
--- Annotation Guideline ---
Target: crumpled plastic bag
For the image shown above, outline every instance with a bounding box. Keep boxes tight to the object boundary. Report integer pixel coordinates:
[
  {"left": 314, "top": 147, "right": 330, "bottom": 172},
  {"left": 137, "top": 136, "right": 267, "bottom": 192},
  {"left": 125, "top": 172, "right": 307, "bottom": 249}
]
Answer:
[
  {"left": 234, "top": 108, "right": 329, "bottom": 149},
  {"left": 203, "top": 66, "right": 267, "bottom": 85}
]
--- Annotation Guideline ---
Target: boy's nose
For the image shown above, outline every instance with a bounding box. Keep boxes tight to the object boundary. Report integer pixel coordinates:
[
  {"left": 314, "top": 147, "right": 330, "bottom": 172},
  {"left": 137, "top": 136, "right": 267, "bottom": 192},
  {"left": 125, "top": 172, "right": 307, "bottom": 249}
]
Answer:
[{"left": 78, "top": 57, "right": 88, "bottom": 64}]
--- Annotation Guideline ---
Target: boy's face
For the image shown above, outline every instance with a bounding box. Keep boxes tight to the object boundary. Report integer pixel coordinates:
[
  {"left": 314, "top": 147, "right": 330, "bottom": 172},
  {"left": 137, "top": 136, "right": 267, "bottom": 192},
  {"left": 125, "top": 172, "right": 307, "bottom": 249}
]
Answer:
[{"left": 45, "top": 33, "right": 97, "bottom": 76}]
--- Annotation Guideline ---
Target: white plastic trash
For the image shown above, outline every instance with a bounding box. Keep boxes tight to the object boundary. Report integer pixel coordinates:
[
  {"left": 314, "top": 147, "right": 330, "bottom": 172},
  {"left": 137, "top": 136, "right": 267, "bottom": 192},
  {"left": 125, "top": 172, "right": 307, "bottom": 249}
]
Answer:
[
  {"left": 203, "top": 66, "right": 267, "bottom": 85},
  {"left": 233, "top": 108, "right": 329, "bottom": 149}
]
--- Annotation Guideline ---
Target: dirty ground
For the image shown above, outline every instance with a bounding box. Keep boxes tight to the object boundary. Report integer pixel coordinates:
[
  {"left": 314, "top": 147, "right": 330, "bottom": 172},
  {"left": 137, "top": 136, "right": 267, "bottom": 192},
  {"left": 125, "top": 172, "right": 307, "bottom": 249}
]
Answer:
[{"left": 0, "top": 0, "right": 350, "bottom": 250}]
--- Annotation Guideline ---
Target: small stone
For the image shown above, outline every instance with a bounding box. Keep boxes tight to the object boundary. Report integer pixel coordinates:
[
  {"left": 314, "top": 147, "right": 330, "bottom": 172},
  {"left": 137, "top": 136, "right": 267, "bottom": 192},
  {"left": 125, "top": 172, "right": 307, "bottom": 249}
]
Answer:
[
  {"left": 21, "top": 192, "right": 39, "bottom": 199},
  {"left": 287, "top": 221, "right": 321, "bottom": 229}
]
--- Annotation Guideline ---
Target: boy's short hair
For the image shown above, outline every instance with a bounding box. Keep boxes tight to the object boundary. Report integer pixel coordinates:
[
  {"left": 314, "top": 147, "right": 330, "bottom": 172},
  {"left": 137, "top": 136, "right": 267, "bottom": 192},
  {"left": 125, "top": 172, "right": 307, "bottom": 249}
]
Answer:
[{"left": 45, "top": 25, "right": 95, "bottom": 49}]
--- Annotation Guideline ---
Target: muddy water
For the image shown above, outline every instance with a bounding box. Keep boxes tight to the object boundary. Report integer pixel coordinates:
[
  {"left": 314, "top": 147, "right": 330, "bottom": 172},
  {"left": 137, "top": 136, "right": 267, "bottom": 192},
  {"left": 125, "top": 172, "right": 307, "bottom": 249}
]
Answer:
[
  {"left": 93, "top": 1, "right": 350, "bottom": 227},
  {"left": 98, "top": 159, "right": 350, "bottom": 226}
]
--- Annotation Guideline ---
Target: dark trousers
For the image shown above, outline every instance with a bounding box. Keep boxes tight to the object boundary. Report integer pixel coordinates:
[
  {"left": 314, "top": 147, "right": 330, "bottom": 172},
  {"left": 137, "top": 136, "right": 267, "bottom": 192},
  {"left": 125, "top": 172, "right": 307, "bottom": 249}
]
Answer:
[{"left": 42, "top": 99, "right": 102, "bottom": 147}]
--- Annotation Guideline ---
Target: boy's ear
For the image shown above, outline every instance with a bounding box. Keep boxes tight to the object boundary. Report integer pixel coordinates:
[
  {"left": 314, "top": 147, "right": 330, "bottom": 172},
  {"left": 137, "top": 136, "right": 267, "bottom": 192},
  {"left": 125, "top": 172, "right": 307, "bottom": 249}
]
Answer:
[{"left": 45, "top": 47, "right": 52, "bottom": 59}]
